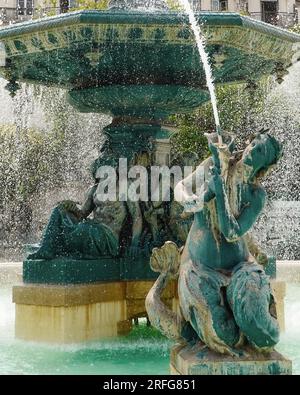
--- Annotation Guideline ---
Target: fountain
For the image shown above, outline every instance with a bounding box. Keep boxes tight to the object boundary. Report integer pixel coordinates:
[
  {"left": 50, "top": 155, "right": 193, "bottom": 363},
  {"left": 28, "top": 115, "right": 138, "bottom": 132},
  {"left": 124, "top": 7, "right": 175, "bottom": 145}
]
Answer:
[{"left": 0, "top": 0, "right": 300, "bottom": 374}]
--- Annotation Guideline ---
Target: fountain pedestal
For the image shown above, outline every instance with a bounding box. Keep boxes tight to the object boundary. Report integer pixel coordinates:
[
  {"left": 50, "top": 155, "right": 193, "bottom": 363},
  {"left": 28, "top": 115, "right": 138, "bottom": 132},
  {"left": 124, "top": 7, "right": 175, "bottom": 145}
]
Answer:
[
  {"left": 12, "top": 275, "right": 285, "bottom": 343},
  {"left": 170, "top": 343, "right": 292, "bottom": 375},
  {"left": 13, "top": 280, "right": 176, "bottom": 343}
]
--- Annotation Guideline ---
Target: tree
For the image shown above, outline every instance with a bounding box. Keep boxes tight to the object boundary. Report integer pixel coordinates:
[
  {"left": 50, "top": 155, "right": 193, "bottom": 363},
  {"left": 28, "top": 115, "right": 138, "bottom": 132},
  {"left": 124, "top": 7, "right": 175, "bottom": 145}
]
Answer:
[
  {"left": 170, "top": 80, "right": 271, "bottom": 163},
  {"left": 0, "top": 124, "right": 66, "bottom": 245},
  {"left": 289, "top": 24, "right": 300, "bottom": 34}
]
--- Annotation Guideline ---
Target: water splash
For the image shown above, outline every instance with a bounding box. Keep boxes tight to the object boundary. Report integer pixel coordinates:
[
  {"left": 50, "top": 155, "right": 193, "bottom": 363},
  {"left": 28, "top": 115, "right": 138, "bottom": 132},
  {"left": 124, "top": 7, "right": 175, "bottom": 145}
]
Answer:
[
  {"left": 178, "top": 0, "right": 221, "bottom": 142},
  {"left": 249, "top": 62, "right": 300, "bottom": 259},
  {"left": 0, "top": 281, "right": 299, "bottom": 374},
  {"left": 0, "top": 79, "right": 109, "bottom": 258}
]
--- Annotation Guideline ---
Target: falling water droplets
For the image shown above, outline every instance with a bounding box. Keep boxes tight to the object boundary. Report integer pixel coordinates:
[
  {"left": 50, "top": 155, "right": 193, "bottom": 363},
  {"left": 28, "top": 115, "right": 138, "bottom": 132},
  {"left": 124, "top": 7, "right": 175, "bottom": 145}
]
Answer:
[{"left": 178, "top": 0, "right": 221, "bottom": 141}]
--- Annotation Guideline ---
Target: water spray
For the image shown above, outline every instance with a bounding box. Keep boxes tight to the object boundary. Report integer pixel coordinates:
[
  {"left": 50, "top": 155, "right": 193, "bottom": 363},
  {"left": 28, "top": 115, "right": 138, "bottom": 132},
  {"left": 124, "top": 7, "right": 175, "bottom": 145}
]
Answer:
[{"left": 178, "top": 0, "right": 223, "bottom": 146}]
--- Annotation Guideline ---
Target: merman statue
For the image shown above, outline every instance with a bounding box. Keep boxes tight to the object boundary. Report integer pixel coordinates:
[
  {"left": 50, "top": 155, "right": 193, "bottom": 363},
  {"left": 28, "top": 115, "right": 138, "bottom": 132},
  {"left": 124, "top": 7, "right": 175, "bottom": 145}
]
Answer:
[
  {"left": 146, "top": 130, "right": 283, "bottom": 355},
  {"left": 27, "top": 149, "right": 149, "bottom": 261}
]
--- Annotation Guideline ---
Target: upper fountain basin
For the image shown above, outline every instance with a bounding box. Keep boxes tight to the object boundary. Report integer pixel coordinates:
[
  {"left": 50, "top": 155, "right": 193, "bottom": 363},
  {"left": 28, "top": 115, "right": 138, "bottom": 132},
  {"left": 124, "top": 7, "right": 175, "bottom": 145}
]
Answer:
[{"left": 0, "top": 10, "right": 299, "bottom": 117}]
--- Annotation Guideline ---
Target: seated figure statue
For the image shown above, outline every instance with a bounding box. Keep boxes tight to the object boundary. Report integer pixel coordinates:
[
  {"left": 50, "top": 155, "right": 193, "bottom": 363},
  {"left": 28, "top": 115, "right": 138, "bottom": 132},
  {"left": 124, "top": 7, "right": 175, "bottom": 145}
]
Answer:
[
  {"left": 146, "top": 131, "right": 283, "bottom": 355},
  {"left": 27, "top": 182, "right": 121, "bottom": 260},
  {"left": 27, "top": 149, "right": 154, "bottom": 261}
]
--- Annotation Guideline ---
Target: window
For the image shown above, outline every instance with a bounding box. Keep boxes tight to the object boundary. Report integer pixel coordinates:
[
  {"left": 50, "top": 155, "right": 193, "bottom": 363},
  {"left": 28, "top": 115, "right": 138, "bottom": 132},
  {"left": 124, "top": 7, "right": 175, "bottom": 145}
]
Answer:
[
  {"left": 219, "top": 0, "right": 228, "bottom": 10},
  {"left": 191, "top": 0, "right": 201, "bottom": 11},
  {"left": 69, "top": 0, "right": 77, "bottom": 8},
  {"left": 211, "top": 0, "right": 218, "bottom": 10},
  {"left": 17, "top": 0, "right": 25, "bottom": 15},
  {"left": 211, "top": 0, "right": 228, "bottom": 11},
  {"left": 238, "top": 0, "right": 249, "bottom": 12},
  {"left": 27, "top": 0, "right": 33, "bottom": 15},
  {"left": 17, "top": 0, "right": 34, "bottom": 16},
  {"left": 261, "top": 1, "right": 278, "bottom": 25}
]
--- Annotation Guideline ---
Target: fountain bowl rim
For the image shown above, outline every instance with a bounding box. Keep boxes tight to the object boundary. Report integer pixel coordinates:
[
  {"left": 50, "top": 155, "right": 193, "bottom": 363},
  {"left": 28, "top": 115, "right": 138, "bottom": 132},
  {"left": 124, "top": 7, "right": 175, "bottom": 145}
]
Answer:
[{"left": 0, "top": 10, "right": 299, "bottom": 44}]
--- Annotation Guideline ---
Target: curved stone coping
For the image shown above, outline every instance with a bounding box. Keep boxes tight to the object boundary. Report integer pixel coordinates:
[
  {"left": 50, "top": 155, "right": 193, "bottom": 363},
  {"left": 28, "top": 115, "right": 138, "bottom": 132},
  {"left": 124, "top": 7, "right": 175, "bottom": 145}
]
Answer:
[
  {"left": 0, "top": 10, "right": 298, "bottom": 43},
  {"left": 0, "top": 262, "right": 22, "bottom": 285},
  {"left": 1, "top": 260, "right": 299, "bottom": 285},
  {"left": 12, "top": 280, "right": 176, "bottom": 307},
  {"left": 277, "top": 261, "right": 300, "bottom": 283},
  {"left": 12, "top": 278, "right": 283, "bottom": 308}
]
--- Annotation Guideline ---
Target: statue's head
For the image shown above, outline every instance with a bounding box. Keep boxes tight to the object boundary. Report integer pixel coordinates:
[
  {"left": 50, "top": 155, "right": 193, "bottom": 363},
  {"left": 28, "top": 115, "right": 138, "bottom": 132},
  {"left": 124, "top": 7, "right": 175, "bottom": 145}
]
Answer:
[{"left": 242, "top": 132, "right": 283, "bottom": 180}]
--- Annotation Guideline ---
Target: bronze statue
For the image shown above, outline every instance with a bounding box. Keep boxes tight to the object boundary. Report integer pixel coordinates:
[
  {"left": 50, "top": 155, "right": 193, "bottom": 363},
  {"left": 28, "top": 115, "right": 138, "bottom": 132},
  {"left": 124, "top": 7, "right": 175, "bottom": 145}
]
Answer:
[{"left": 146, "top": 131, "right": 283, "bottom": 355}]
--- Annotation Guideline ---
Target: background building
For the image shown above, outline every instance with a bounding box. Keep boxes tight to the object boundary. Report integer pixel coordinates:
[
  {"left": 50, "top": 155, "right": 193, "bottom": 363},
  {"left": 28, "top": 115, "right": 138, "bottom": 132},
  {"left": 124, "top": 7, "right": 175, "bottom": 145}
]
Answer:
[
  {"left": 0, "top": 1, "right": 74, "bottom": 24},
  {"left": 0, "top": 1, "right": 298, "bottom": 28},
  {"left": 191, "top": 0, "right": 299, "bottom": 27}
]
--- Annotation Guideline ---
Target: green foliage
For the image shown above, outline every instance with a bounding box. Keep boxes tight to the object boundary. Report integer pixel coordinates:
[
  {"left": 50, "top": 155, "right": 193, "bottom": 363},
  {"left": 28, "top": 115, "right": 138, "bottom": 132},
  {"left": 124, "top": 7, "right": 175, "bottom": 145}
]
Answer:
[
  {"left": 171, "top": 80, "right": 271, "bottom": 162},
  {"left": 74, "top": 0, "right": 180, "bottom": 10},
  {"left": 289, "top": 24, "right": 300, "bottom": 34},
  {"left": 41, "top": 0, "right": 181, "bottom": 12},
  {"left": 0, "top": 124, "right": 66, "bottom": 243},
  {"left": 0, "top": 125, "right": 64, "bottom": 196},
  {"left": 0, "top": 81, "right": 106, "bottom": 247},
  {"left": 170, "top": 120, "right": 209, "bottom": 163},
  {"left": 74, "top": 0, "right": 109, "bottom": 10},
  {"left": 239, "top": 11, "right": 250, "bottom": 17},
  {"left": 166, "top": 0, "right": 181, "bottom": 10}
]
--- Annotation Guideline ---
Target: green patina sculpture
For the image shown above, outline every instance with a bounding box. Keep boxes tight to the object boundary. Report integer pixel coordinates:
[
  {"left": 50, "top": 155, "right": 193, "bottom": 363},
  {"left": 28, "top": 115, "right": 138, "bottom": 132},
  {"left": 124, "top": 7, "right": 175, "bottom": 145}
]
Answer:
[
  {"left": 28, "top": 127, "right": 152, "bottom": 261},
  {"left": 27, "top": 203, "right": 119, "bottom": 260},
  {"left": 146, "top": 131, "right": 283, "bottom": 354},
  {"left": 28, "top": 123, "right": 192, "bottom": 263}
]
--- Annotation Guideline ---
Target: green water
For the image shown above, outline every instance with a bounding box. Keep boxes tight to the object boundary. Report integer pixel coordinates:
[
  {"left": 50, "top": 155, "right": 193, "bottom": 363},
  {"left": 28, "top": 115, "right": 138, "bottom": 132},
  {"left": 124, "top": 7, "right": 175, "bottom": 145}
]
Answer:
[
  {"left": 0, "top": 284, "right": 299, "bottom": 375},
  {"left": 276, "top": 283, "right": 300, "bottom": 374}
]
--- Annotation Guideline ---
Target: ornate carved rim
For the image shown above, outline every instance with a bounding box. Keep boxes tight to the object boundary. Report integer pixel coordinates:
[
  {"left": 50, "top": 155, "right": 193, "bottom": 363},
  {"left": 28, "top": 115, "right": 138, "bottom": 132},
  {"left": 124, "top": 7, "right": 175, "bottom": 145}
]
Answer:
[{"left": 0, "top": 11, "right": 299, "bottom": 64}]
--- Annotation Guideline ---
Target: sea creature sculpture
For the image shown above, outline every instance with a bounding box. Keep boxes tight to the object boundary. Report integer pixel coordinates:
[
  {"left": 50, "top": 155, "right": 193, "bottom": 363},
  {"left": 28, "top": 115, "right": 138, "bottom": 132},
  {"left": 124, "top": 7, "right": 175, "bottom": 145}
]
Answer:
[{"left": 146, "top": 130, "right": 283, "bottom": 354}]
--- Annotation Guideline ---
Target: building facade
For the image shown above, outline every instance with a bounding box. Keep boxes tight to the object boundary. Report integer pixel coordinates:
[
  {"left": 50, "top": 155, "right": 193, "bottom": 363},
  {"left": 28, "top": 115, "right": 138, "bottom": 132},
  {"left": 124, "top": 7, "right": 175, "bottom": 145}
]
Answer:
[
  {"left": 0, "top": 1, "right": 74, "bottom": 24},
  {"left": 191, "top": 0, "right": 299, "bottom": 27},
  {"left": 0, "top": 0, "right": 299, "bottom": 26}
]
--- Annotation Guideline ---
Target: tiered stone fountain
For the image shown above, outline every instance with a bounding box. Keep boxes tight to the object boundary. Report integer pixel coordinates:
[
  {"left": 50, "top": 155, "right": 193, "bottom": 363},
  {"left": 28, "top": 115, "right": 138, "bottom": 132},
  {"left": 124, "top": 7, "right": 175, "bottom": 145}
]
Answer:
[{"left": 0, "top": 1, "right": 299, "bottom": 374}]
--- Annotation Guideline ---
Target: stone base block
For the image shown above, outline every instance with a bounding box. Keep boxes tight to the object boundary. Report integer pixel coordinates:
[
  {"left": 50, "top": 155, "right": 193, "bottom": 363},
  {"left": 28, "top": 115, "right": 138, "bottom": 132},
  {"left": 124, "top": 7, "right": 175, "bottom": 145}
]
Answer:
[
  {"left": 271, "top": 280, "right": 286, "bottom": 332},
  {"left": 15, "top": 300, "right": 127, "bottom": 343},
  {"left": 13, "top": 282, "right": 128, "bottom": 343},
  {"left": 13, "top": 280, "right": 175, "bottom": 343},
  {"left": 12, "top": 278, "right": 286, "bottom": 344},
  {"left": 117, "top": 319, "right": 133, "bottom": 336},
  {"left": 171, "top": 344, "right": 292, "bottom": 375}
]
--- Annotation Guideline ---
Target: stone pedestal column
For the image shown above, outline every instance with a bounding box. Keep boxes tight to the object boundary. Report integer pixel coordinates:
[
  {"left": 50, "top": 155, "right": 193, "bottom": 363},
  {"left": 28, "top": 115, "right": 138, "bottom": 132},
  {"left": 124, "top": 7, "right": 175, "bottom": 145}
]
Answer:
[
  {"left": 271, "top": 280, "right": 286, "bottom": 332},
  {"left": 170, "top": 343, "right": 292, "bottom": 375}
]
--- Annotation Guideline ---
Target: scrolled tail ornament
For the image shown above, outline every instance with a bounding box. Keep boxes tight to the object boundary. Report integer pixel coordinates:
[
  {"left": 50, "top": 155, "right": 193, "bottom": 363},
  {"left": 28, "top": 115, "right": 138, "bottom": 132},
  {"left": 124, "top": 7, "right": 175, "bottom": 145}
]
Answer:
[
  {"left": 150, "top": 241, "right": 181, "bottom": 277},
  {"left": 146, "top": 242, "right": 185, "bottom": 340}
]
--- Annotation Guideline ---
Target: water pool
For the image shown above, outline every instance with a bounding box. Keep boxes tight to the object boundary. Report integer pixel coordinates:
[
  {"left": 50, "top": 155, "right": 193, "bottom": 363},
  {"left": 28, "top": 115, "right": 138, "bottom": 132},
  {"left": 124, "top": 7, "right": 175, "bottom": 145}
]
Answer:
[{"left": 0, "top": 284, "right": 299, "bottom": 375}]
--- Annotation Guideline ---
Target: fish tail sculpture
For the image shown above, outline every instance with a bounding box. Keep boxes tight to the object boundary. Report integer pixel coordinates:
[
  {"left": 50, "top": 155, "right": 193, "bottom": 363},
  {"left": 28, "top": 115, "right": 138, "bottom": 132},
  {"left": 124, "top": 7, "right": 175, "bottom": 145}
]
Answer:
[{"left": 145, "top": 241, "right": 185, "bottom": 340}]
